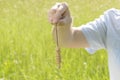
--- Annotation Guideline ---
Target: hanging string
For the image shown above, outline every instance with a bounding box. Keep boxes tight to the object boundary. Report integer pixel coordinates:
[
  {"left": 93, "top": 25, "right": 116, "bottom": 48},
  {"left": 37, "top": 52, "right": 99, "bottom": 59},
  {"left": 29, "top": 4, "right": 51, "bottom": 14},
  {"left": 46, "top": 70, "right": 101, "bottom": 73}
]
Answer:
[{"left": 55, "top": 23, "right": 61, "bottom": 69}]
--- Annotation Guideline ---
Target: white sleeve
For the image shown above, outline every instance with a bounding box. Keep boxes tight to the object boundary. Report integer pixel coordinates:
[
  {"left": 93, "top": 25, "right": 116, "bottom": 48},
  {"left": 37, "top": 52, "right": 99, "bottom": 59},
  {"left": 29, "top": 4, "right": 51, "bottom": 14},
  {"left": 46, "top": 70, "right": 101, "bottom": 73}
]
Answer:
[{"left": 81, "top": 14, "right": 107, "bottom": 54}]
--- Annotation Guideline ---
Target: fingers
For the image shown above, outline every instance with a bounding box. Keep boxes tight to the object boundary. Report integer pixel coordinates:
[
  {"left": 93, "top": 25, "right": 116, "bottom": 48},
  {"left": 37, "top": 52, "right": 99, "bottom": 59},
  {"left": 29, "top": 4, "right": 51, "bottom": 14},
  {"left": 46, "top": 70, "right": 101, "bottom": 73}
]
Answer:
[
  {"left": 57, "top": 2, "right": 68, "bottom": 15},
  {"left": 48, "top": 2, "right": 69, "bottom": 25},
  {"left": 57, "top": 15, "right": 72, "bottom": 26}
]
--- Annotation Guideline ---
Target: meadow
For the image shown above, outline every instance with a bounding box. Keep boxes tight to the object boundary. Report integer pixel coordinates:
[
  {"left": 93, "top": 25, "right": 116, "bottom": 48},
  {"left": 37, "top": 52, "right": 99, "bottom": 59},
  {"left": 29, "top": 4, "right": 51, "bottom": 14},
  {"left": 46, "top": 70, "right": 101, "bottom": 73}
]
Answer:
[{"left": 0, "top": 0, "right": 120, "bottom": 80}]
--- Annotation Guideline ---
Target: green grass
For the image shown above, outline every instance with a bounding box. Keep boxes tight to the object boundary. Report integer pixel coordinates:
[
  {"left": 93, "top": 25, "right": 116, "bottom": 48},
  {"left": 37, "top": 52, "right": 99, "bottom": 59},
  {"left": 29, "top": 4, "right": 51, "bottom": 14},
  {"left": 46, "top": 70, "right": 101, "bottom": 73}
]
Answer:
[{"left": 0, "top": 0, "right": 120, "bottom": 80}]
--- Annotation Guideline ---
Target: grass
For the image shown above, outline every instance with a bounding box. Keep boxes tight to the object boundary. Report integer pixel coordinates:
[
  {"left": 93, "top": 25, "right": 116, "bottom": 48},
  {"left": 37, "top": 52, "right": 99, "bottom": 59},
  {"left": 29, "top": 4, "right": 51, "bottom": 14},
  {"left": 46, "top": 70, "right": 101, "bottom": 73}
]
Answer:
[{"left": 0, "top": 0, "right": 120, "bottom": 80}]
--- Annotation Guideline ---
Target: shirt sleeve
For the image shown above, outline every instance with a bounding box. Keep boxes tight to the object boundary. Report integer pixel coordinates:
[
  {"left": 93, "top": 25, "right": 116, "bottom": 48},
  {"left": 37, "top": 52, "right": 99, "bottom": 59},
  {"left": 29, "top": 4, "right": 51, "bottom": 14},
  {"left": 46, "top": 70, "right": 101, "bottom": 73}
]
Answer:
[{"left": 81, "top": 13, "right": 107, "bottom": 54}]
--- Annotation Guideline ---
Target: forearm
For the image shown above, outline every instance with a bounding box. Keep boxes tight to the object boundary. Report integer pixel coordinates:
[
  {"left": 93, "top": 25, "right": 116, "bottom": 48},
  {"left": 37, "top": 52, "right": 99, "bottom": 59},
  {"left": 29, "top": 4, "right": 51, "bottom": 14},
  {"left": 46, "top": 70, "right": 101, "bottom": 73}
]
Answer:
[
  {"left": 52, "top": 25, "right": 89, "bottom": 48},
  {"left": 71, "top": 27, "right": 89, "bottom": 48},
  {"left": 52, "top": 24, "right": 72, "bottom": 47}
]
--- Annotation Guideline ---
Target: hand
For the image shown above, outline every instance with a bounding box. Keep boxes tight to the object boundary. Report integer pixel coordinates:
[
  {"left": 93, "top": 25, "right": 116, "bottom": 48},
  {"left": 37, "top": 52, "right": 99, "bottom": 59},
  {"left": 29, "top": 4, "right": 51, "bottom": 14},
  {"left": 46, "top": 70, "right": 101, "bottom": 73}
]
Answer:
[{"left": 48, "top": 2, "right": 72, "bottom": 26}]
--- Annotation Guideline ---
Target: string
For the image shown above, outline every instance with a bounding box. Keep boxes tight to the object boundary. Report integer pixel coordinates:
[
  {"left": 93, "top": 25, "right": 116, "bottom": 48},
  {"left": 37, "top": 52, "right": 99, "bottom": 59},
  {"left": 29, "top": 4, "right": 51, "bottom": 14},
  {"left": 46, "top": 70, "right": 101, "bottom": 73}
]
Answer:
[{"left": 55, "top": 23, "right": 61, "bottom": 69}]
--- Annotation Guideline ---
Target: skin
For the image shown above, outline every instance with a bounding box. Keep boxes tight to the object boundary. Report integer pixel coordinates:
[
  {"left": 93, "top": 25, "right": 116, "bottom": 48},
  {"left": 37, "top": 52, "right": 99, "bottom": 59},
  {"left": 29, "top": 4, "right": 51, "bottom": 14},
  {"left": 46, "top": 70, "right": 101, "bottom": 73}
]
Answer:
[{"left": 48, "top": 2, "right": 89, "bottom": 48}]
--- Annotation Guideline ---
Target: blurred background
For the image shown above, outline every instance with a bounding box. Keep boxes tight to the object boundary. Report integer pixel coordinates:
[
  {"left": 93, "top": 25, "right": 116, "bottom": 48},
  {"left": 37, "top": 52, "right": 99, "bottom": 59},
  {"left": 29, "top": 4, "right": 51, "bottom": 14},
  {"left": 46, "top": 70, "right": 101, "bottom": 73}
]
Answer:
[{"left": 0, "top": 0, "right": 120, "bottom": 80}]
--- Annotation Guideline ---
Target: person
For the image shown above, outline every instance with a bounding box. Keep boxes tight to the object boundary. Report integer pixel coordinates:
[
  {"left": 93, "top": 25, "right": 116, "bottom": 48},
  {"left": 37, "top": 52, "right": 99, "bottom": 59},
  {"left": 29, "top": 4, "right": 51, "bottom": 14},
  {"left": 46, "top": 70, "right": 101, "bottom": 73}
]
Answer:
[{"left": 48, "top": 2, "right": 120, "bottom": 80}]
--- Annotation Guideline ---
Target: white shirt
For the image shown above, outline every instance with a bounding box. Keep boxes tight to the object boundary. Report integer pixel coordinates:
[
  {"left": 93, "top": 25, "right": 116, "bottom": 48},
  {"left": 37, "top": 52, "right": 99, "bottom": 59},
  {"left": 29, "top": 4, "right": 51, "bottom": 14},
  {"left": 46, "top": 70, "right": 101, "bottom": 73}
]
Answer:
[{"left": 81, "top": 8, "right": 120, "bottom": 80}]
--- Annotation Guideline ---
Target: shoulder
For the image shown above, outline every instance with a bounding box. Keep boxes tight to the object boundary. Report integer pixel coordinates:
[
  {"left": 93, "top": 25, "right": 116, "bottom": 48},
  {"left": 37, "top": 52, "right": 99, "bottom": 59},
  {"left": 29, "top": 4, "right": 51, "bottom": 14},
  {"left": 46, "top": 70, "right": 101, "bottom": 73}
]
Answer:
[
  {"left": 102, "top": 8, "right": 120, "bottom": 26},
  {"left": 104, "top": 8, "right": 120, "bottom": 16}
]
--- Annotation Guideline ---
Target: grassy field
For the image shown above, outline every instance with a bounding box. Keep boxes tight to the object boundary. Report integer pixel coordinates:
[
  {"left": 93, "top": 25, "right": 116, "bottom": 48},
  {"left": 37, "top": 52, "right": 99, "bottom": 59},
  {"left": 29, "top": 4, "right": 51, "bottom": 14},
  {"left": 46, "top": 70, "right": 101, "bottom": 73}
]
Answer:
[{"left": 0, "top": 0, "right": 120, "bottom": 80}]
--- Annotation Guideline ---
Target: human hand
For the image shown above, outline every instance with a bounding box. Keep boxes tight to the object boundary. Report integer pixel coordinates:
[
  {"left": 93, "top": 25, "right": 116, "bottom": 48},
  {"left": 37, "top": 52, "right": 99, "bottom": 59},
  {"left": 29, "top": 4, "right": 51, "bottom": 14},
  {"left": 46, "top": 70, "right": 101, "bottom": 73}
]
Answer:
[{"left": 48, "top": 2, "right": 72, "bottom": 26}]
